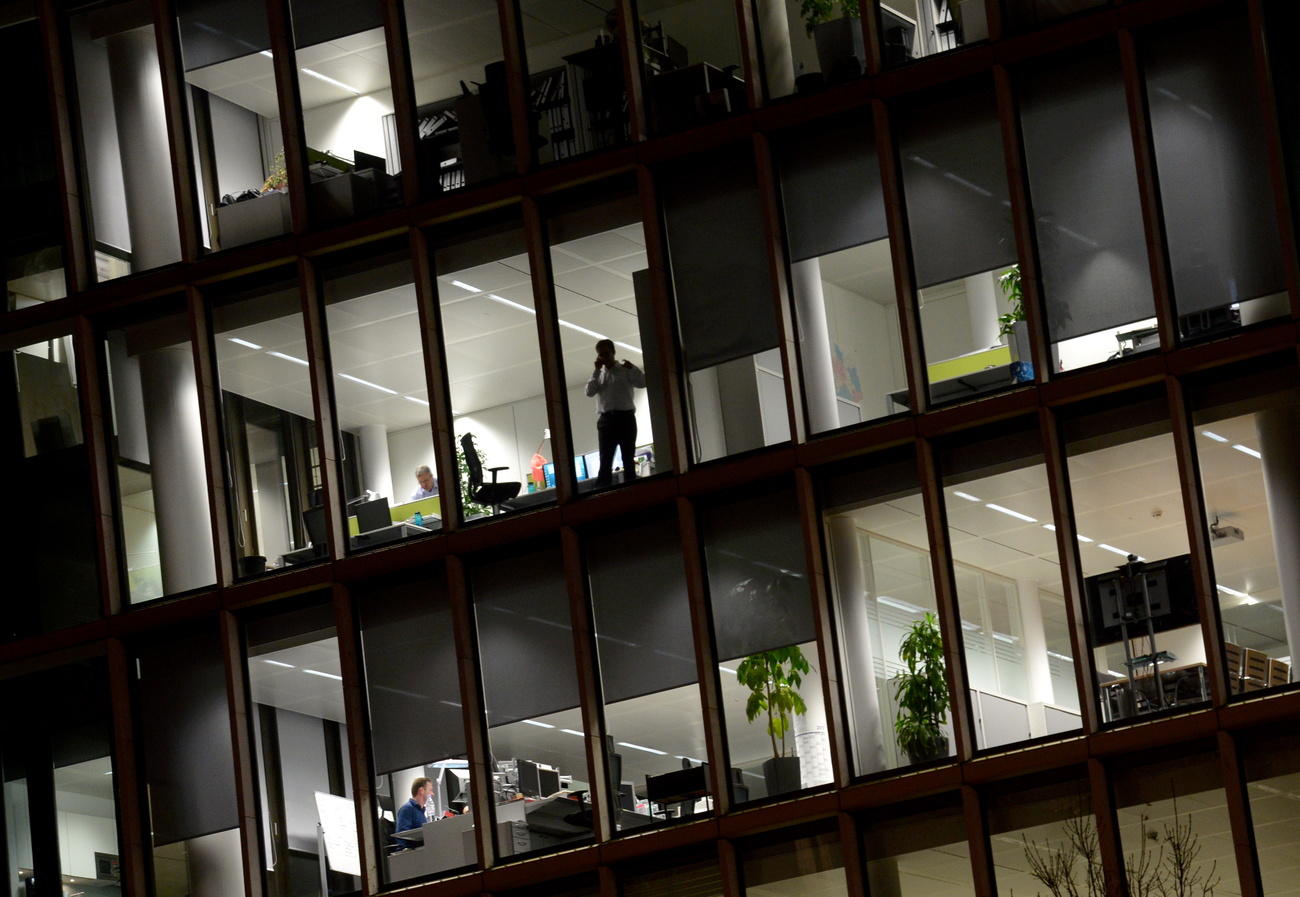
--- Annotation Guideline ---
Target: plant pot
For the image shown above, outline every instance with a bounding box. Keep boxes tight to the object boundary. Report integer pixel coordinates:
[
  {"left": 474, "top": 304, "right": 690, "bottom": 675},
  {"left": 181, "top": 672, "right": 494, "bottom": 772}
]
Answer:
[
  {"left": 813, "top": 17, "right": 865, "bottom": 84},
  {"left": 904, "top": 735, "right": 950, "bottom": 767},
  {"left": 761, "top": 755, "right": 802, "bottom": 797}
]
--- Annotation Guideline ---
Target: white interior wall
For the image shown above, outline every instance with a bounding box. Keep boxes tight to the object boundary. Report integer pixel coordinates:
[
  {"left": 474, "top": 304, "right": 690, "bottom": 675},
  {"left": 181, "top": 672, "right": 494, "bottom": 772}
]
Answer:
[
  {"left": 210, "top": 92, "right": 266, "bottom": 197},
  {"left": 821, "top": 280, "right": 905, "bottom": 420},
  {"left": 54, "top": 794, "right": 118, "bottom": 879},
  {"left": 72, "top": 18, "right": 131, "bottom": 253}
]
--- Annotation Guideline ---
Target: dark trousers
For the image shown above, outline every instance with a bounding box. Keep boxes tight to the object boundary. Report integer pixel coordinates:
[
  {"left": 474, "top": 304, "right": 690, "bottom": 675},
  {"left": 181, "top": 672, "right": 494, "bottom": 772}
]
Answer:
[{"left": 597, "top": 410, "right": 637, "bottom": 486}]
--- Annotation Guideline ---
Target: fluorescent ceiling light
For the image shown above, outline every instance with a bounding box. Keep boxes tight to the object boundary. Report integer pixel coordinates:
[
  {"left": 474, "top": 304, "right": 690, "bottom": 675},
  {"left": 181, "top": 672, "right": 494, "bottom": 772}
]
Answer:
[
  {"left": 1076, "top": 534, "right": 1094, "bottom": 543},
  {"left": 301, "top": 67, "right": 361, "bottom": 95},
  {"left": 560, "top": 728, "right": 585, "bottom": 737},
  {"left": 1232, "top": 444, "right": 1262, "bottom": 459},
  {"left": 1106, "top": 669, "right": 1127, "bottom": 678},
  {"left": 1216, "top": 585, "right": 1256, "bottom": 604},
  {"left": 877, "top": 596, "right": 924, "bottom": 613},
  {"left": 302, "top": 669, "right": 343, "bottom": 681},
  {"left": 614, "top": 341, "right": 642, "bottom": 354},
  {"left": 1200, "top": 430, "right": 1229, "bottom": 443},
  {"left": 268, "top": 351, "right": 309, "bottom": 366},
  {"left": 1047, "top": 650, "right": 1073, "bottom": 662},
  {"left": 228, "top": 337, "right": 263, "bottom": 350},
  {"left": 952, "top": 491, "right": 981, "bottom": 502},
  {"left": 449, "top": 280, "right": 481, "bottom": 293},
  {"left": 486, "top": 293, "right": 535, "bottom": 314},
  {"left": 1097, "top": 543, "right": 1133, "bottom": 558},
  {"left": 617, "top": 742, "right": 668, "bottom": 756},
  {"left": 558, "top": 319, "right": 607, "bottom": 340},
  {"left": 262, "top": 659, "right": 295, "bottom": 669},
  {"left": 521, "top": 719, "right": 555, "bottom": 728},
  {"left": 103, "top": 770, "right": 114, "bottom": 775},
  {"left": 718, "top": 665, "right": 737, "bottom": 675},
  {"left": 1043, "top": 523, "right": 1056, "bottom": 531},
  {"left": 338, "top": 372, "right": 398, "bottom": 395},
  {"left": 260, "top": 50, "right": 273, "bottom": 58},
  {"left": 986, "top": 503, "right": 1037, "bottom": 523},
  {"left": 403, "top": 395, "right": 430, "bottom": 406}
]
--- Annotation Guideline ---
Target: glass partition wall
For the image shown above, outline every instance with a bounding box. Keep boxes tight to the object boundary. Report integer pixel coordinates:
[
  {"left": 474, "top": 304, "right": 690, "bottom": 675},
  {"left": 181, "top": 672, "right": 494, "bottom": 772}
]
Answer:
[{"left": 985, "top": 769, "right": 1097, "bottom": 896}]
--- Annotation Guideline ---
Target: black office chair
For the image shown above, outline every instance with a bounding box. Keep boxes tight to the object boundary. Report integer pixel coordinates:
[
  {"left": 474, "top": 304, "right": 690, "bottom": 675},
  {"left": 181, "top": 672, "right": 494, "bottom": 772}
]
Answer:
[{"left": 460, "top": 433, "right": 521, "bottom": 515}]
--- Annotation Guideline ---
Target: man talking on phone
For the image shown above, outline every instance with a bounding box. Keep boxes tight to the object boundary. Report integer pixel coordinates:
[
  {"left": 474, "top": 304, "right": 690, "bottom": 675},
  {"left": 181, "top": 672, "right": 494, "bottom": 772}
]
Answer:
[{"left": 585, "top": 339, "right": 645, "bottom": 487}]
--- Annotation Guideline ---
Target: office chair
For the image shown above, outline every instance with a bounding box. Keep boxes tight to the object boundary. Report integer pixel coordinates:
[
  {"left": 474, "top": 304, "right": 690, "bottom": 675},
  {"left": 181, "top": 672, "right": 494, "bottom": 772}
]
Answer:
[{"left": 460, "top": 433, "right": 521, "bottom": 515}]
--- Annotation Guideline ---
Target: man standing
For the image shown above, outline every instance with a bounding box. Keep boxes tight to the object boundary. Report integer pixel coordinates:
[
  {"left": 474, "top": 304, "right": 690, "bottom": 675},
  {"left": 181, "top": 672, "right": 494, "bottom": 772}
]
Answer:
[
  {"left": 395, "top": 777, "right": 432, "bottom": 834},
  {"left": 410, "top": 464, "right": 438, "bottom": 500},
  {"left": 585, "top": 339, "right": 645, "bottom": 487}
]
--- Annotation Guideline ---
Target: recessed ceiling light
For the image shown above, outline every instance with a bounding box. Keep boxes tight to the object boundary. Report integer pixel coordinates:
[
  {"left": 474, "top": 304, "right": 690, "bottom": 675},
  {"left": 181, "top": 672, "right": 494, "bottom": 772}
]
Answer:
[
  {"left": 521, "top": 719, "right": 555, "bottom": 728},
  {"left": 486, "top": 293, "right": 535, "bottom": 314},
  {"left": 228, "top": 337, "right": 263, "bottom": 349},
  {"left": 617, "top": 742, "right": 668, "bottom": 756},
  {"left": 558, "top": 319, "right": 606, "bottom": 340},
  {"left": 1097, "top": 543, "right": 1133, "bottom": 558},
  {"left": 302, "top": 668, "right": 343, "bottom": 681},
  {"left": 560, "top": 728, "right": 585, "bottom": 737},
  {"left": 300, "top": 67, "right": 361, "bottom": 95},
  {"left": 403, "top": 395, "right": 430, "bottom": 406},
  {"left": 952, "top": 491, "right": 981, "bottom": 502},
  {"left": 1200, "top": 430, "right": 1229, "bottom": 443},
  {"left": 449, "top": 280, "right": 481, "bottom": 293},
  {"left": 267, "top": 351, "right": 309, "bottom": 366},
  {"left": 262, "top": 659, "right": 295, "bottom": 669},
  {"left": 338, "top": 372, "right": 398, "bottom": 395},
  {"left": 985, "top": 503, "right": 1037, "bottom": 523},
  {"left": 614, "top": 341, "right": 642, "bottom": 354},
  {"left": 717, "top": 665, "right": 737, "bottom": 675},
  {"left": 1232, "top": 443, "right": 1261, "bottom": 459},
  {"left": 1216, "top": 584, "right": 1256, "bottom": 603}
]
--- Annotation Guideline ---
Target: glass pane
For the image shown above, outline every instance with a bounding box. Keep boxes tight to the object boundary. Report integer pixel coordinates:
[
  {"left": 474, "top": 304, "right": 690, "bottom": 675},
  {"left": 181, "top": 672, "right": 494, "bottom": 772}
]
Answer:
[
  {"left": 820, "top": 448, "right": 956, "bottom": 773},
  {"left": 879, "top": 0, "right": 989, "bottom": 68},
  {"left": 321, "top": 240, "right": 442, "bottom": 551},
  {"left": 939, "top": 418, "right": 1082, "bottom": 751},
  {"left": 2, "top": 15, "right": 68, "bottom": 311},
  {"left": 776, "top": 116, "right": 907, "bottom": 430},
  {"left": 1112, "top": 747, "right": 1241, "bottom": 897},
  {"left": 642, "top": 1, "right": 747, "bottom": 135},
  {"left": 622, "top": 846, "right": 722, "bottom": 897},
  {"left": 471, "top": 543, "right": 593, "bottom": 858},
  {"left": 0, "top": 334, "right": 100, "bottom": 641},
  {"left": 291, "top": 0, "right": 399, "bottom": 225},
  {"left": 742, "top": 823, "right": 847, "bottom": 897},
  {"left": 546, "top": 177, "right": 667, "bottom": 494},
  {"left": 105, "top": 298, "right": 216, "bottom": 604},
  {"left": 862, "top": 793, "right": 975, "bottom": 896},
  {"left": 898, "top": 81, "right": 1026, "bottom": 406},
  {"left": 68, "top": 1, "right": 182, "bottom": 281},
  {"left": 1005, "top": 0, "right": 1105, "bottom": 30},
  {"left": 702, "top": 483, "right": 833, "bottom": 801},
  {"left": 1265, "top": 0, "right": 1300, "bottom": 252},
  {"left": 756, "top": 2, "right": 865, "bottom": 99},
  {"left": 246, "top": 599, "right": 361, "bottom": 897},
  {"left": 1063, "top": 388, "right": 1208, "bottom": 725},
  {"left": 403, "top": 0, "right": 512, "bottom": 194},
  {"left": 1018, "top": 44, "right": 1157, "bottom": 374},
  {"left": 523, "top": 0, "right": 629, "bottom": 162},
  {"left": 986, "top": 769, "right": 1098, "bottom": 896},
  {"left": 179, "top": 0, "right": 291, "bottom": 250},
  {"left": 588, "top": 512, "right": 711, "bottom": 829},
  {"left": 661, "top": 147, "right": 789, "bottom": 462},
  {"left": 210, "top": 268, "right": 325, "bottom": 578},
  {"left": 1242, "top": 726, "right": 1300, "bottom": 896},
  {"left": 1144, "top": 9, "right": 1288, "bottom": 342},
  {"left": 358, "top": 571, "right": 472, "bottom": 884},
  {"left": 432, "top": 211, "right": 556, "bottom": 520},
  {"left": 1188, "top": 357, "right": 1299, "bottom": 695}
]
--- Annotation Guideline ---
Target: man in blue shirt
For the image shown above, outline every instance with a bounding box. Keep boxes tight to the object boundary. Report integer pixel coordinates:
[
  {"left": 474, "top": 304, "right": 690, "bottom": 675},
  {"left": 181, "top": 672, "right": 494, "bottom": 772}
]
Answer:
[{"left": 395, "top": 777, "right": 432, "bottom": 836}]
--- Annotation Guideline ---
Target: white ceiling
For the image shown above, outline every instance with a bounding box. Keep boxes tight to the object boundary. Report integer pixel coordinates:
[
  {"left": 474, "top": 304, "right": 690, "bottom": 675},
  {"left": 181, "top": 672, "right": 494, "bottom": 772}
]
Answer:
[
  {"left": 248, "top": 637, "right": 348, "bottom": 723},
  {"left": 53, "top": 755, "right": 117, "bottom": 807},
  {"left": 817, "top": 239, "right": 897, "bottom": 304}
]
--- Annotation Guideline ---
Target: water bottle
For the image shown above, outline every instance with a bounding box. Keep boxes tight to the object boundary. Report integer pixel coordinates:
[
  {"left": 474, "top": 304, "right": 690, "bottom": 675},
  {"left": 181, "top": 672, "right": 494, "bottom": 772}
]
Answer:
[{"left": 413, "top": 511, "right": 424, "bottom": 527}]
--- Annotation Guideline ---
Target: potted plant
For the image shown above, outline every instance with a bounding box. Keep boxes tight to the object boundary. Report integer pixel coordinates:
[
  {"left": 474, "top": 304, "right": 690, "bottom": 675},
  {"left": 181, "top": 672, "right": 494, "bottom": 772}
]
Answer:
[
  {"left": 736, "top": 644, "right": 810, "bottom": 796},
  {"left": 799, "top": 0, "right": 864, "bottom": 85},
  {"left": 892, "top": 613, "right": 950, "bottom": 765},
  {"left": 998, "top": 264, "right": 1034, "bottom": 383}
]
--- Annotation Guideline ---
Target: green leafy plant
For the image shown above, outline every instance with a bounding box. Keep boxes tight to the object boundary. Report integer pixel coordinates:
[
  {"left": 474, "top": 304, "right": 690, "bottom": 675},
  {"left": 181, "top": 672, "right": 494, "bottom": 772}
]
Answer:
[
  {"left": 456, "top": 443, "right": 492, "bottom": 519},
  {"left": 799, "top": 0, "right": 860, "bottom": 35},
  {"left": 261, "top": 149, "right": 288, "bottom": 193},
  {"left": 737, "top": 645, "right": 810, "bottom": 760},
  {"left": 892, "top": 613, "right": 949, "bottom": 762},
  {"left": 998, "top": 264, "right": 1025, "bottom": 338}
]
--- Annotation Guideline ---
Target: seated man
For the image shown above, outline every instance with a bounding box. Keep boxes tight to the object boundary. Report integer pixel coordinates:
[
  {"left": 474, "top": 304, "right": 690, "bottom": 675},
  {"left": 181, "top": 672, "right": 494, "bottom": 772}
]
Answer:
[
  {"left": 395, "top": 776, "right": 432, "bottom": 840},
  {"left": 410, "top": 464, "right": 439, "bottom": 500}
]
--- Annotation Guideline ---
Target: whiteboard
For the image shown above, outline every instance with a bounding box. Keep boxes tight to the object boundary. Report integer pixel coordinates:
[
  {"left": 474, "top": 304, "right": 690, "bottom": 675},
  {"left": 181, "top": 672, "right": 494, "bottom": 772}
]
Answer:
[{"left": 314, "top": 791, "right": 361, "bottom": 878}]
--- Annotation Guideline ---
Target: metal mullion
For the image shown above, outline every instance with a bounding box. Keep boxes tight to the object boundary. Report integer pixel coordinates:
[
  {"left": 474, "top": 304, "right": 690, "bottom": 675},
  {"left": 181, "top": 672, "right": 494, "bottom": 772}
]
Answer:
[
  {"left": 960, "top": 784, "right": 998, "bottom": 897},
  {"left": 264, "top": 0, "right": 311, "bottom": 233},
  {"left": 861, "top": 0, "right": 885, "bottom": 77},
  {"left": 187, "top": 285, "right": 236, "bottom": 587},
  {"left": 561, "top": 526, "right": 612, "bottom": 842},
  {"left": 732, "top": 0, "right": 764, "bottom": 110},
  {"left": 993, "top": 64, "right": 1051, "bottom": 385},
  {"left": 872, "top": 99, "right": 928, "bottom": 415},
  {"left": 523, "top": 196, "right": 576, "bottom": 503},
  {"left": 1217, "top": 729, "right": 1264, "bottom": 897},
  {"left": 1037, "top": 405, "right": 1103, "bottom": 733},
  {"left": 1118, "top": 28, "right": 1178, "bottom": 352},
  {"left": 106, "top": 639, "right": 151, "bottom": 897},
  {"left": 793, "top": 468, "right": 850, "bottom": 786},
  {"left": 914, "top": 437, "right": 977, "bottom": 761},
  {"left": 331, "top": 582, "right": 380, "bottom": 891},
  {"left": 149, "top": 0, "right": 204, "bottom": 262},
  {"left": 677, "top": 495, "right": 733, "bottom": 813},
  {"left": 496, "top": 0, "right": 535, "bottom": 175},
  {"left": 984, "top": 0, "right": 1006, "bottom": 42},
  {"left": 1164, "top": 374, "right": 1229, "bottom": 706},
  {"left": 409, "top": 227, "right": 462, "bottom": 530},
  {"left": 612, "top": 0, "right": 647, "bottom": 143},
  {"left": 751, "top": 133, "right": 806, "bottom": 445},
  {"left": 297, "top": 256, "right": 347, "bottom": 561},
  {"left": 380, "top": 0, "right": 423, "bottom": 204},
  {"left": 219, "top": 608, "right": 268, "bottom": 897},
  {"left": 1088, "top": 757, "right": 1129, "bottom": 897}
]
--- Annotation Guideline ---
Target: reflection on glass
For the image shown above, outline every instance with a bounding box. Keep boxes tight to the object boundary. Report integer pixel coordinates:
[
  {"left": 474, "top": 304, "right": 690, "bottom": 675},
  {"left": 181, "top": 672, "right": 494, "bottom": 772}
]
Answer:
[
  {"left": 757, "top": 1, "right": 865, "bottom": 99},
  {"left": 1, "top": 335, "right": 100, "bottom": 641},
  {"left": 546, "top": 177, "right": 666, "bottom": 494},
  {"left": 2, "top": 17, "right": 67, "bottom": 311},
  {"left": 211, "top": 269, "right": 324, "bottom": 577},
  {"left": 703, "top": 484, "right": 833, "bottom": 802},
  {"left": 642, "top": 0, "right": 747, "bottom": 135},
  {"left": 742, "top": 823, "right": 846, "bottom": 897},
  {"left": 358, "top": 573, "right": 472, "bottom": 884},
  {"left": 321, "top": 241, "right": 442, "bottom": 551},
  {"left": 862, "top": 793, "right": 975, "bottom": 896},
  {"left": 1243, "top": 727, "right": 1300, "bottom": 896},
  {"left": 246, "top": 600, "right": 361, "bottom": 897},
  {"left": 879, "top": 0, "right": 989, "bottom": 68},
  {"left": 472, "top": 545, "right": 593, "bottom": 859},
  {"left": 1189, "top": 358, "right": 1299, "bottom": 694},
  {"left": 986, "top": 770, "right": 1096, "bottom": 896},
  {"left": 432, "top": 212, "right": 554, "bottom": 521},
  {"left": 939, "top": 418, "right": 1081, "bottom": 751},
  {"left": 68, "top": 2, "right": 181, "bottom": 281},
  {"left": 1063, "top": 388, "right": 1208, "bottom": 724},
  {"left": 622, "top": 848, "right": 722, "bottom": 897},
  {"left": 821, "top": 448, "right": 956, "bottom": 773},
  {"left": 104, "top": 299, "right": 216, "bottom": 604},
  {"left": 588, "top": 513, "right": 710, "bottom": 829},
  {"left": 1004, "top": 0, "right": 1105, "bottom": 30},
  {"left": 776, "top": 117, "right": 906, "bottom": 430},
  {"left": 178, "top": 0, "right": 290, "bottom": 250}
]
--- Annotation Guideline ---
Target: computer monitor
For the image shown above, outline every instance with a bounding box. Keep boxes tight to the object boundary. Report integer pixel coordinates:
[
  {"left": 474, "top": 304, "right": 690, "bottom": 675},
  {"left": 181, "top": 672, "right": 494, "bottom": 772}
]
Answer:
[
  {"left": 574, "top": 455, "right": 588, "bottom": 481},
  {"left": 582, "top": 449, "right": 601, "bottom": 479},
  {"left": 537, "top": 765, "right": 560, "bottom": 797},
  {"left": 543, "top": 461, "right": 556, "bottom": 488},
  {"left": 353, "top": 149, "right": 386, "bottom": 173},
  {"left": 354, "top": 496, "right": 391, "bottom": 534},
  {"left": 302, "top": 506, "right": 327, "bottom": 547},
  {"left": 1085, "top": 554, "right": 1198, "bottom": 646}
]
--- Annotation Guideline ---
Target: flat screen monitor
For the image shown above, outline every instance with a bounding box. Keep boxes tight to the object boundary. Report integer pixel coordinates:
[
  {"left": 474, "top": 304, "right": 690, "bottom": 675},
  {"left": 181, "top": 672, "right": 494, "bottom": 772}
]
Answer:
[
  {"left": 574, "top": 455, "right": 588, "bottom": 481},
  {"left": 1084, "top": 554, "right": 1198, "bottom": 646},
  {"left": 353, "top": 149, "right": 385, "bottom": 173},
  {"left": 543, "top": 462, "right": 556, "bottom": 488},
  {"left": 354, "top": 496, "right": 391, "bottom": 534},
  {"left": 582, "top": 449, "right": 601, "bottom": 478},
  {"left": 302, "top": 506, "right": 327, "bottom": 546},
  {"left": 538, "top": 766, "right": 560, "bottom": 797}
]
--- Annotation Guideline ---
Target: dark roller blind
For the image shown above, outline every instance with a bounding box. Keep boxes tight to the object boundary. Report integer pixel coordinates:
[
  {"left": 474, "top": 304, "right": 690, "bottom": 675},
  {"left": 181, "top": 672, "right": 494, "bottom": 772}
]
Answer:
[
  {"left": 359, "top": 576, "right": 465, "bottom": 775},
  {"left": 661, "top": 148, "right": 780, "bottom": 372},
  {"left": 778, "top": 117, "right": 887, "bottom": 263},
  {"left": 138, "top": 624, "right": 239, "bottom": 846},
  {"left": 898, "top": 82, "right": 1017, "bottom": 289},
  {"left": 177, "top": 0, "right": 384, "bottom": 70},
  {"left": 589, "top": 516, "right": 698, "bottom": 705}
]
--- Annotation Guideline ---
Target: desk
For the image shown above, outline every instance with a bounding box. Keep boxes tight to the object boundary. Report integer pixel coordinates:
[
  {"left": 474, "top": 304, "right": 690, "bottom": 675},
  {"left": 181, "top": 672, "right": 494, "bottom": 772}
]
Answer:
[
  {"left": 1100, "top": 663, "right": 1208, "bottom": 722},
  {"left": 889, "top": 364, "right": 1013, "bottom": 410},
  {"left": 282, "top": 522, "right": 432, "bottom": 567}
]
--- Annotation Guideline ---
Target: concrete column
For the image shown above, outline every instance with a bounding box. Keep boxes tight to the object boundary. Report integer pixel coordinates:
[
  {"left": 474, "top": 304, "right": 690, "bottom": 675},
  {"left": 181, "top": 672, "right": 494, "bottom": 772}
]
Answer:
[
  {"left": 829, "top": 517, "right": 888, "bottom": 774},
  {"left": 106, "top": 27, "right": 181, "bottom": 271},
  {"left": 755, "top": 0, "right": 796, "bottom": 97},
  {"left": 358, "top": 424, "right": 394, "bottom": 501},
  {"left": 964, "top": 270, "right": 1001, "bottom": 351},
  {"left": 1256, "top": 407, "right": 1300, "bottom": 675},
  {"left": 1016, "top": 578, "right": 1052, "bottom": 737},
  {"left": 139, "top": 346, "right": 214, "bottom": 594},
  {"left": 791, "top": 259, "right": 840, "bottom": 434}
]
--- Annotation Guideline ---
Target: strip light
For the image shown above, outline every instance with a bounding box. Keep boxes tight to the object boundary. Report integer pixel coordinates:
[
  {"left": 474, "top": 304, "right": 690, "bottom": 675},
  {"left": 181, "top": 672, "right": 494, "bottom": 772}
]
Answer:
[
  {"left": 302, "top": 669, "right": 343, "bottom": 681},
  {"left": 617, "top": 742, "right": 668, "bottom": 756},
  {"left": 262, "top": 659, "right": 295, "bottom": 669},
  {"left": 1216, "top": 585, "right": 1257, "bottom": 604},
  {"left": 268, "top": 351, "right": 309, "bottom": 366},
  {"left": 301, "top": 67, "right": 361, "bottom": 95},
  {"left": 985, "top": 502, "right": 1037, "bottom": 523},
  {"left": 522, "top": 719, "right": 555, "bottom": 728},
  {"left": 1201, "top": 430, "right": 1229, "bottom": 443},
  {"left": 228, "top": 337, "right": 263, "bottom": 349},
  {"left": 951, "top": 491, "right": 981, "bottom": 502},
  {"left": 339, "top": 372, "right": 398, "bottom": 395},
  {"left": 560, "top": 728, "right": 585, "bottom": 737},
  {"left": 1232, "top": 444, "right": 1262, "bottom": 459}
]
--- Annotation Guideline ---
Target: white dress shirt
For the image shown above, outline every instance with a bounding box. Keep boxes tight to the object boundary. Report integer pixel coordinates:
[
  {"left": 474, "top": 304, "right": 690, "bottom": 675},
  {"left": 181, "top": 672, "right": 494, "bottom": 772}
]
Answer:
[{"left": 585, "top": 361, "right": 645, "bottom": 413}]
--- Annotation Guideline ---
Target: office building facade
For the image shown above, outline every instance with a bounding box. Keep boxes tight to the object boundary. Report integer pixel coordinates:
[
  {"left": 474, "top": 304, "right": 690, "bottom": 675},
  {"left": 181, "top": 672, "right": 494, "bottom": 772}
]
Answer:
[{"left": 1, "top": 0, "right": 1299, "bottom": 895}]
